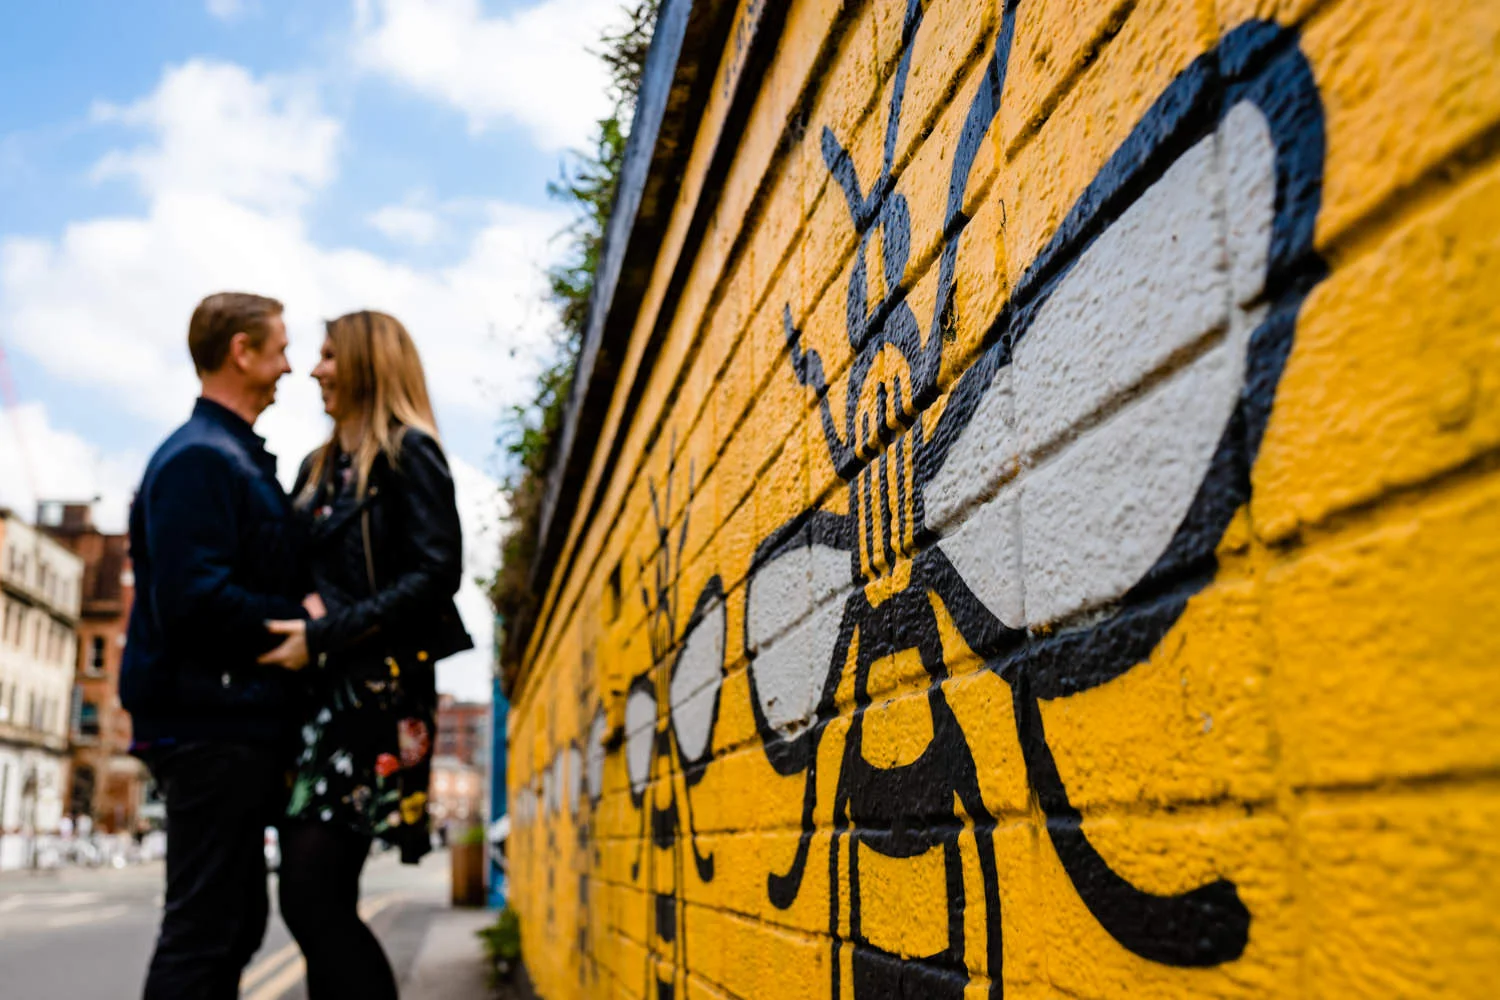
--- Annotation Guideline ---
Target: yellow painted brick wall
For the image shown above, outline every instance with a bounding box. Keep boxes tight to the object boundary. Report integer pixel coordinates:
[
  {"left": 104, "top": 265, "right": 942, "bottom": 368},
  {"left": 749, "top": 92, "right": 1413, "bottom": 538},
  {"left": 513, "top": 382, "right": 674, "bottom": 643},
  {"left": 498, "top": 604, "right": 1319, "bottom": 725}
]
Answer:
[{"left": 506, "top": 0, "right": 1500, "bottom": 997}]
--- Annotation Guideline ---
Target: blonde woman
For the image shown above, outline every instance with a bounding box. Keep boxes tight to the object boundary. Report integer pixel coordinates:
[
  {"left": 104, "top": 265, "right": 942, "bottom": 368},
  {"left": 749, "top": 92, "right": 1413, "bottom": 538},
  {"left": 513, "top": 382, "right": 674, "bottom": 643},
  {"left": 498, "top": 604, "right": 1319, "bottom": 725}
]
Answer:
[{"left": 260, "top": 310, "right": 472, "bottom": 998}]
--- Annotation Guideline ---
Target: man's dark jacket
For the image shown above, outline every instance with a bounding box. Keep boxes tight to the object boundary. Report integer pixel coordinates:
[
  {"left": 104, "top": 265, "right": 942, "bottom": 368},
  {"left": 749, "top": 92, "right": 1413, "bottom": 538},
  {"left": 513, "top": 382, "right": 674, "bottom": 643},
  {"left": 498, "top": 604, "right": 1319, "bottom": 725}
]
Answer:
[{"left": 121, "top": 398, "right": 306, "bottom": 747}]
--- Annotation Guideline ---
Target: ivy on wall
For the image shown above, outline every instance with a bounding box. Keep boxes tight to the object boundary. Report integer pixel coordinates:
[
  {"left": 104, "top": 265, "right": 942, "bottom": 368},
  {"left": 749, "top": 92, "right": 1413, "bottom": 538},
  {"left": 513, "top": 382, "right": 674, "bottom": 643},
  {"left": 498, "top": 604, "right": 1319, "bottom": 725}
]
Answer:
[{"left": 491, "top": 0, "right": 663, "bottom": 675}]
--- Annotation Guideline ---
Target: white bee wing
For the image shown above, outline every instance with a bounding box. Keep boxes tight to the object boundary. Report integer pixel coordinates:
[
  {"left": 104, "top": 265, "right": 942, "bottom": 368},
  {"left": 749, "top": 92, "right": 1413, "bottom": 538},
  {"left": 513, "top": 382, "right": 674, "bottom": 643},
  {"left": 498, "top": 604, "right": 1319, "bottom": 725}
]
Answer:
[
  {"left": 585, "top": 707, "right": 606, "bottom": 802},
  {"left": 669, "top": 595, "right": 726, "bottom": 765},
  {"left": 624, "top": 684, "right": 656, "bottom": 797},
  {"left": 566, "top": 744, "right": 583, "bottom": 815},
  {"left": 937, "top": 100, "right": 1277, "bottom": 629},
  {"left": 746, "top": 539, "right": 851, "bottom": 737},
  {"left": 550, "top": 753, "right": 565, "bottom": 816}
]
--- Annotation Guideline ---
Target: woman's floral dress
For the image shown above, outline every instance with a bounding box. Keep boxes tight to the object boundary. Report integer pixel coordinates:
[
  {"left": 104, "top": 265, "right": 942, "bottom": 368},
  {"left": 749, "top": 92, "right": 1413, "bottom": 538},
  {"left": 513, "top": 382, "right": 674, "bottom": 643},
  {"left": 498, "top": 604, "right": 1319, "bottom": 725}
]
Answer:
[{"left": 286, "top": 449, "right": 437, "bottom": 864}]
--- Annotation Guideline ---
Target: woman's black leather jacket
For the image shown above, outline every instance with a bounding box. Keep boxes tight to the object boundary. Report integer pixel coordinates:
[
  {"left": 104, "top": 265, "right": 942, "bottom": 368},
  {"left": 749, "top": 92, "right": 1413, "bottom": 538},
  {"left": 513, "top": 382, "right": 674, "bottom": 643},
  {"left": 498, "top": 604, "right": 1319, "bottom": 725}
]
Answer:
[{"left": 293, "top": 427, "right": 474, "bottom": 665}]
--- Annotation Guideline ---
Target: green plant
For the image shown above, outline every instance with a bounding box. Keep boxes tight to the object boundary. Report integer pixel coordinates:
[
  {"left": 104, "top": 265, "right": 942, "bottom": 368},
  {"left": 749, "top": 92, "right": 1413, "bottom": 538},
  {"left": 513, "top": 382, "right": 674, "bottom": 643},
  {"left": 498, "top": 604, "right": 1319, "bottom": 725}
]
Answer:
[
  {"left": 477, "top": 905, "right": 523, "bottom": 986},
  {"left": 490, "top": 0, "right": 664, "bottom": 680},
  {"left": 455, "top": 823, "right": 487, "bottom": 847}
]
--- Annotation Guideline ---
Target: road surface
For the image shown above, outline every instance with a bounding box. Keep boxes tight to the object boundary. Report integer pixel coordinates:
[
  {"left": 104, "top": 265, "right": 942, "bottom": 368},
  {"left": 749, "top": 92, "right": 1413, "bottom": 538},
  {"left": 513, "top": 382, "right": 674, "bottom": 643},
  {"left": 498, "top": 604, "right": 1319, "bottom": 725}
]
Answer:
[{"left": 0, "top": 847, "right": 455, "bottom": 999}]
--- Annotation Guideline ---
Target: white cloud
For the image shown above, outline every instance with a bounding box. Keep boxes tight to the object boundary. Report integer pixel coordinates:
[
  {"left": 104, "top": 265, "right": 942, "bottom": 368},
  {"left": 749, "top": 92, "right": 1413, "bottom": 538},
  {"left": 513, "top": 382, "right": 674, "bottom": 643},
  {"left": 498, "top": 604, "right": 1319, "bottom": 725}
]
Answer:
[
  {"left": 206, "top": 0, "right": 247, "bottom": 22},
  {"left": 3, "top": 61, "right": 564, "bottom": 430},
  {"left": 0, "top": 57, "right": 567, "bottom": 698},
  {"left": 352, "top": 0, "right": 621, "bottom": 150},
  {"left": 92, "top": 60, "right": 339, "bottom": 215},
  {"left": 3, "top": 194, "right": 561, "bottom": 429},
  {"left": 437, "top": 455, "right": 508, "bottom": 702},
  {"left": 0, "top": 402, "right": 144, "bottom": 533},
  {"left": 368, "top": 203, "right": 442, "bottom": 246}
]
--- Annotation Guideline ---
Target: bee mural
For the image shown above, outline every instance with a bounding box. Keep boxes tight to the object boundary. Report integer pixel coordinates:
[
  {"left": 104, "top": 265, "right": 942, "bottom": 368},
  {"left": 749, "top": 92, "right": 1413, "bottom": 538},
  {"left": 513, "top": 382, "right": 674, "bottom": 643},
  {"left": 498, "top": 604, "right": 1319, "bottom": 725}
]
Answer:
[
  {"left": 521, "top": 688, "right": 603, "bottom": 986},
  {"left": 621, "top": 454, "right": 727, "bottom": 999},
  {"left": 743, "top": 2, "right": 1327, "bottom": 996},
  {"left": 570, "top": 680, "right": 604, "bottom": 991}
]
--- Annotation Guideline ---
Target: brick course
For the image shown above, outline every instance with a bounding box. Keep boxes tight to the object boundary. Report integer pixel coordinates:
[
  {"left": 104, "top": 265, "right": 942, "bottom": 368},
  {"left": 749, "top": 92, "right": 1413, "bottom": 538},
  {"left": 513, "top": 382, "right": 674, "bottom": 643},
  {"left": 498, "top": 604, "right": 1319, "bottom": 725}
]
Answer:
[{"left": 507, "top": 1, "right": 1500, "bottom": 997}]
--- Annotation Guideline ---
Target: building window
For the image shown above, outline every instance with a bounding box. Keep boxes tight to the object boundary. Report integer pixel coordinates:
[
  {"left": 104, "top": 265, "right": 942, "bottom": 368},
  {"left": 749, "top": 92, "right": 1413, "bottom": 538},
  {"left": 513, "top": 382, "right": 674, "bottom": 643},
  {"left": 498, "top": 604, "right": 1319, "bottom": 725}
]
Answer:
[
  {"left": 89, "top": 636, "right": 107, "bottom": 675},
  {"left": 79, "top": 701, "right": 101, "bottom": 739}
]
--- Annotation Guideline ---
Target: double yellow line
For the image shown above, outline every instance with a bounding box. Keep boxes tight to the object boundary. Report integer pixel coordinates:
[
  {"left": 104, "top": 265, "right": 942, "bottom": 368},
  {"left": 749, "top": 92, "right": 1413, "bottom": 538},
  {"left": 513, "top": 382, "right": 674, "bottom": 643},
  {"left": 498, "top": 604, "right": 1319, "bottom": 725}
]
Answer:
[{"left": 239, "top": 893, "right": 404, "bottom": 1000}]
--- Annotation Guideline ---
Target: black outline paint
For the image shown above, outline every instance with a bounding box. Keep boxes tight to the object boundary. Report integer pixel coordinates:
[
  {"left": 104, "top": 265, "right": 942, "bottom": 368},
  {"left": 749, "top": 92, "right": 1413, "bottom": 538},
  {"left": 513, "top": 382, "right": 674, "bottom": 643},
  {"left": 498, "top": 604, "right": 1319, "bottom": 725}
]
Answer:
[
  {"left": 622, "top": 452, "right": 727, "bottom": 1000},
  {"left": 747, "top": 4, "right": 1327, "bottom": 996}
]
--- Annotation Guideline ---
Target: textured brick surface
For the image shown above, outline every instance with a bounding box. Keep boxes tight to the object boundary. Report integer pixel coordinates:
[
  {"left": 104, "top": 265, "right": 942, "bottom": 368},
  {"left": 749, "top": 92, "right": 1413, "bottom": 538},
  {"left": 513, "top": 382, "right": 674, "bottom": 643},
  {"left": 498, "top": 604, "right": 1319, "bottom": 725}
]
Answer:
[{"left": 506, "top": 0, "right": 1500, "bottom": 997}]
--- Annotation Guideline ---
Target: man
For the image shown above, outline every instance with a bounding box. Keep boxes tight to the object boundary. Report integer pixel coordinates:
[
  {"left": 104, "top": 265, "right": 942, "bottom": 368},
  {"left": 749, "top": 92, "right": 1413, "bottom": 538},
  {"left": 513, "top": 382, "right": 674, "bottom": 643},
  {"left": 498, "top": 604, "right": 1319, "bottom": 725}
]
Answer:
[{"left": 121, "top": 292, "right": 307, "bottom": 999}]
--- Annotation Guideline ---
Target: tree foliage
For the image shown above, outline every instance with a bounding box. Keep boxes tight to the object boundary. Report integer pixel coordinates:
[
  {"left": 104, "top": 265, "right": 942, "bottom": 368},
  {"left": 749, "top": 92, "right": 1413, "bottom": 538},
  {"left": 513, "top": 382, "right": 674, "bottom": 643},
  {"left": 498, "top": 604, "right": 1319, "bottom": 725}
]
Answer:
[{"left": 491, "top": 0, "right": 662, "bottom": 676}]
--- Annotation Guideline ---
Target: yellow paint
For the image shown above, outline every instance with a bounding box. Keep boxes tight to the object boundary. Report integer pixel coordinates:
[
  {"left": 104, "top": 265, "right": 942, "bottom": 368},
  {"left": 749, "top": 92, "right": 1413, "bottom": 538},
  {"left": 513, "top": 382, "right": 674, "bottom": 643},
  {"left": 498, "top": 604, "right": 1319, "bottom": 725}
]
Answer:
[
  {"left": 506, "top": 0, "right": 1500, "bottom": 997},
  {"left": 856, "top": 838, "right": 950, "bottom": 957},
  {"left": 860, "top": 687, "right": 934, "bottom": 769}
]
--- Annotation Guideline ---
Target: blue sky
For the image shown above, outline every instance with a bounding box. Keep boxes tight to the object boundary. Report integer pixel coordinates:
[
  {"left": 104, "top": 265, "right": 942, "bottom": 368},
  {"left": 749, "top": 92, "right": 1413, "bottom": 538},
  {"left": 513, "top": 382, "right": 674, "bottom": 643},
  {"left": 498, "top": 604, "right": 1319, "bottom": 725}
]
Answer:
[{"left": 0, "top": 0, "right": 628, "bottom": 699}]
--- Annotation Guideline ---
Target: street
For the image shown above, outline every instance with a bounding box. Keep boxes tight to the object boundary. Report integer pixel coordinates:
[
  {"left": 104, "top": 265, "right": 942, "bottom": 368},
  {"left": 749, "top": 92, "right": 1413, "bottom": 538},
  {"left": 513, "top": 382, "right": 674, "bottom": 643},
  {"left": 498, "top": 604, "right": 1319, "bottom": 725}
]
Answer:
[{"left": 0, "top": 847, "right": 460, "bottom": 999}]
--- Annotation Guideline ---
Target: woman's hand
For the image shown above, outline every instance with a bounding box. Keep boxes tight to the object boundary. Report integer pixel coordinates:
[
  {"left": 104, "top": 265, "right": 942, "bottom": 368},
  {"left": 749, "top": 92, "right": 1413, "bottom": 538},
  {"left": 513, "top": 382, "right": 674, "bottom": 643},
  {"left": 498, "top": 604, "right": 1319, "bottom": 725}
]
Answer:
[
  {"left": 303, "top": 592, "right": 327, "bottom": 620},
  {"left": 260, "top": 620, "right": 310, "bottom": 670}
]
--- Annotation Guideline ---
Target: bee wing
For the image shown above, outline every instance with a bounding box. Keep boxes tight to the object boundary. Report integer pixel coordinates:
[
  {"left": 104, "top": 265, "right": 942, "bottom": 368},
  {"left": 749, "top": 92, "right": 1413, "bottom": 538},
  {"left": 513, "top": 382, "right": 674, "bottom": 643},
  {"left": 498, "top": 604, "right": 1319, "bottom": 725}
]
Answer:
[
  {"left": 565, "top": 744, "right": 583, "bottom": 815},
  {"left": 624, "top": 680, "right": 656, "bottom": 800},
  {"left": 585, "top": 706, "right": 606, "bottom": 803},
  {"left": 669, "top": 580, "right": 727, "bottom": 769},
  {"left": 544, "top": 754, "right": 562, "bottom": 816},
  {"left": 744, "top": 512, "right": 855, "bottom": 762},
  {"left": 929, "top": 98, "right": 1280, "bottom": 639}
]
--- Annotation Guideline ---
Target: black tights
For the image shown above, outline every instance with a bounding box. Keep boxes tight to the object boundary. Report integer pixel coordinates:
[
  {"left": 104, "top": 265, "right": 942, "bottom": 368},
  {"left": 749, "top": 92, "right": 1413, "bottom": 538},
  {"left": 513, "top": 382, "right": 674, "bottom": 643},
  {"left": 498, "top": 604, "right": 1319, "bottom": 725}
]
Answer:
[{"left": 278, "top": 822, "right": 397, "bottom": 1000}]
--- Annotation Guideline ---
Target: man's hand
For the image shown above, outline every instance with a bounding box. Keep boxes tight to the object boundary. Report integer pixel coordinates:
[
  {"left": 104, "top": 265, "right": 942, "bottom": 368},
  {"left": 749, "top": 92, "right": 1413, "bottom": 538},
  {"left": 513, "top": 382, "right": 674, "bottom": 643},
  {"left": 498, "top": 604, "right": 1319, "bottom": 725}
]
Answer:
[
  {"left": 303, "top": 592, "right": 327, "bottom": 620},
  {"left": 259, "top": 620, "right": 310, "bottom": 670}
]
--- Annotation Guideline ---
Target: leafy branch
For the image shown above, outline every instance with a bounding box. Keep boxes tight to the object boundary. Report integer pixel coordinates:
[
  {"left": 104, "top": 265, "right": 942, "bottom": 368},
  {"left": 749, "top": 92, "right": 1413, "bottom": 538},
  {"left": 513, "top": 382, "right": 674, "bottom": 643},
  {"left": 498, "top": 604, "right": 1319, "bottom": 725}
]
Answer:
[{"left": 491, "top": 0, "right": 663, "bottom": 677}]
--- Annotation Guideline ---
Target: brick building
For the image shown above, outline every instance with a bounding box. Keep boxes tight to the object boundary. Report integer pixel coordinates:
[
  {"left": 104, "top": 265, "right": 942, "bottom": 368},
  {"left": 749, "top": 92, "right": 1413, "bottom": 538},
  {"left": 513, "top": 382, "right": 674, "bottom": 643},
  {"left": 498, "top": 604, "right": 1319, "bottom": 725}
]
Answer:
[
  {"left": 38, "top": 502, "right": 149, "bottom": 834},
  {"left": 435, "top": 694, "right": 488, "bottom": 769},
  {"left": 0, "top": 508, "right": 82, "bottom": 867},
  {"left": 431, "top": 696, "right": 489, "bottom": 834}
]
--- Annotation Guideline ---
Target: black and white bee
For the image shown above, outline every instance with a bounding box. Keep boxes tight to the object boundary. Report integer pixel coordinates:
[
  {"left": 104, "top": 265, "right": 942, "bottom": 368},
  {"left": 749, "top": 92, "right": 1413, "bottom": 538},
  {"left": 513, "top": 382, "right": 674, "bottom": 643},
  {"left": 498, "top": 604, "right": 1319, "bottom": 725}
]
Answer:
[
  {"left": 620, "top": 458, "right": 728, "bottom": 1000},
  {"left": 743, "top": 3, "right": 1327, "bottom": 996}
]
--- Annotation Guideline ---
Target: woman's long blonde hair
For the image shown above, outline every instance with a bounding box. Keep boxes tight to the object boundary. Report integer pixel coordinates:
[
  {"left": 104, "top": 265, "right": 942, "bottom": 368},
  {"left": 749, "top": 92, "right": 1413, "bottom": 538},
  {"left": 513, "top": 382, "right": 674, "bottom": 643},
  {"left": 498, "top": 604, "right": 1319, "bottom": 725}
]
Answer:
[{"left": 300, "top": 310, "right": 440, "bottom": 503}]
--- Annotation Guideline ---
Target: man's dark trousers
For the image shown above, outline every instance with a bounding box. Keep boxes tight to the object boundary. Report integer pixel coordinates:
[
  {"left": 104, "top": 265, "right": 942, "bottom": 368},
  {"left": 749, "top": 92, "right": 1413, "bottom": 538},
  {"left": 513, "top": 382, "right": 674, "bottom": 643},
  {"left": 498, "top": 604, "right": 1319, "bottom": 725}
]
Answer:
[{"left": 143, "top": 742, "right": 284, "bottom": 1000}]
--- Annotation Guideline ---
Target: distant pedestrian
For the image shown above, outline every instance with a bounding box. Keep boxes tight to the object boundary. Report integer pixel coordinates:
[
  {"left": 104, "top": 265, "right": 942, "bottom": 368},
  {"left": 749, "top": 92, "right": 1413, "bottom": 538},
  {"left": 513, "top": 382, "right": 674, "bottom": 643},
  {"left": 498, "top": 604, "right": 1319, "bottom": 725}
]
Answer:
[
  {"left": 121, "top": 292, "right": 307, "bottom": 1000},
  {"left": 258, "top": 309, "right": 472, "bottom": 1000}
]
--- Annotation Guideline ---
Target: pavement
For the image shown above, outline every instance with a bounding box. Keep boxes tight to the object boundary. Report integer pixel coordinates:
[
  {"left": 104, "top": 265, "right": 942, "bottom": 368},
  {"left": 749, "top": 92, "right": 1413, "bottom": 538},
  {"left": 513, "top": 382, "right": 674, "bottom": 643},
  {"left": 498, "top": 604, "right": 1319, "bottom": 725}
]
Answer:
[{"left": 0, "top": 848, "right": 500, "bottom": 999}]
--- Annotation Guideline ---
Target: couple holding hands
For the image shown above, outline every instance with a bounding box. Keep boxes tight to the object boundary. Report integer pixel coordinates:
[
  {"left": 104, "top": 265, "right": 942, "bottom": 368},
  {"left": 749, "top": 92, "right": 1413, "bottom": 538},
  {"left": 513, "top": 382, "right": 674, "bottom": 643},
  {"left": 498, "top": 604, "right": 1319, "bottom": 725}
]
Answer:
[{"left": 120, "top": 292, "right": 473, "bottom": 999}]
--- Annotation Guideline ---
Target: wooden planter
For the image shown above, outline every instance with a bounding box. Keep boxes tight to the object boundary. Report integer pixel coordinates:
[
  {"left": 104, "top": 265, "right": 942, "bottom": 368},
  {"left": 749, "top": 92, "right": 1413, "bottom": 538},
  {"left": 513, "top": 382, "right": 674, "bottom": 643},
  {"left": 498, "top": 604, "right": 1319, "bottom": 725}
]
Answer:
[{"left": 450, "top": 839, "right": 486, "bottom": 907}]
